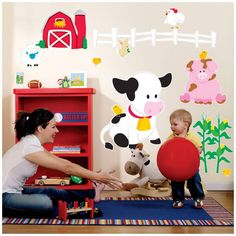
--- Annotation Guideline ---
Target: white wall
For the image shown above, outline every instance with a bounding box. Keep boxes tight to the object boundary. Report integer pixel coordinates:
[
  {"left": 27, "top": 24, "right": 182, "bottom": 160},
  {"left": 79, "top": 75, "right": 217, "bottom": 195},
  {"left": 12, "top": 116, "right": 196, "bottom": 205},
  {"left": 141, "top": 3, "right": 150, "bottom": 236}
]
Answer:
[{"left": 2, "top": 2, "right": 234, "bottom": 190}]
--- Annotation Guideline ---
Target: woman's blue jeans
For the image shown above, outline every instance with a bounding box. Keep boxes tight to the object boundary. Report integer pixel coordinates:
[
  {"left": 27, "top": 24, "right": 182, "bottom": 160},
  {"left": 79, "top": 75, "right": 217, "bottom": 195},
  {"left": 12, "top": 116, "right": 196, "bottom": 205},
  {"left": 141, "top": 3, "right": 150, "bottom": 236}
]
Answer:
[{"left": 2, "top": 187, "right": 95, "bottom": 218}]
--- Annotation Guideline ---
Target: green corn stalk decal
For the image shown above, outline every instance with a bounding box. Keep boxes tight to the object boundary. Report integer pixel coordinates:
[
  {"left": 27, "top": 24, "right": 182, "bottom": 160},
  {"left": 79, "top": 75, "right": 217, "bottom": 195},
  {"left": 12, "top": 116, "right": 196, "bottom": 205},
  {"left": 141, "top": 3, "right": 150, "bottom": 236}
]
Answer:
[
  {"left": 193, "top": 114, "right": 232, "bottom": 173},
  {"left": 210, "top": 115, "right": 232, "bottom": 173},
  {"left": 193, "top": 114, "right": 211, "bottom": 173}
]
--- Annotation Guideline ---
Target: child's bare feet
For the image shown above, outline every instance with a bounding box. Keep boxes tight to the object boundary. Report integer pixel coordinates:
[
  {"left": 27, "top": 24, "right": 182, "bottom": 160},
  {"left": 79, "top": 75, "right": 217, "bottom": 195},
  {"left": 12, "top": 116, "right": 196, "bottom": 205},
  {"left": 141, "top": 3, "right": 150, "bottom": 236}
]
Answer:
[{"left": 93, "top": 182, "right": 105, "bottom": 202}]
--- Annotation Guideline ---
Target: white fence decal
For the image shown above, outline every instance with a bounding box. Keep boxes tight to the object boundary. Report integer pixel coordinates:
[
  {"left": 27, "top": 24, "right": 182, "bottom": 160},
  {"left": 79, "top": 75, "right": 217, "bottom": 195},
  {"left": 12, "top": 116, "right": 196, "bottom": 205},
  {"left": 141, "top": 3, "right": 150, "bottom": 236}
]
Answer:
[{"left": 93, "top": 28, "right": 216, "bottom": 48}]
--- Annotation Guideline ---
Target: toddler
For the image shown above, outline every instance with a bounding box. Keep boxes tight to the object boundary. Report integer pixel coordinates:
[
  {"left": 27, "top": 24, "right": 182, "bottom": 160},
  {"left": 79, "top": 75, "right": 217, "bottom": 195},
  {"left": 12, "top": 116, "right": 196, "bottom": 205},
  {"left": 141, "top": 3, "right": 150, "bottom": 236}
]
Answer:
[{"left": 168, "top": 109, "right": 205, "bottom": 208}]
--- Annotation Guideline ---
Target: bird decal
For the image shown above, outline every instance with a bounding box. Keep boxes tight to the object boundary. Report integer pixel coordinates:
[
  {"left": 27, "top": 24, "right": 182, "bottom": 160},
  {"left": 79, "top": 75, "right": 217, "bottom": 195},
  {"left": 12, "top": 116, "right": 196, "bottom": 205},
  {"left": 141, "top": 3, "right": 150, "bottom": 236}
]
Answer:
[
  {"left": 199, "top": 50, "right": 208, "bottom": 60},
  {"left": 92, "top": 57, "right": 101, "bottom": 65},
  {"left": 164, "top": 8, "right": 185, "bottom": 29},
  {"left": 112, "top": 104, "right": 123, "bottom": 115}
]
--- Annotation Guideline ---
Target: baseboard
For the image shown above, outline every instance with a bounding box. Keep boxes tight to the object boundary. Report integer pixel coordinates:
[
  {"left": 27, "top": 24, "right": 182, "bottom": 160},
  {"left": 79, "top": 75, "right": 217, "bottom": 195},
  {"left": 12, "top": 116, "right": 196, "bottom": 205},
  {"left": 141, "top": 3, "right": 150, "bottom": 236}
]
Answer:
[{"left": 205, "top": 182, "right": 234, "bottom": 190}]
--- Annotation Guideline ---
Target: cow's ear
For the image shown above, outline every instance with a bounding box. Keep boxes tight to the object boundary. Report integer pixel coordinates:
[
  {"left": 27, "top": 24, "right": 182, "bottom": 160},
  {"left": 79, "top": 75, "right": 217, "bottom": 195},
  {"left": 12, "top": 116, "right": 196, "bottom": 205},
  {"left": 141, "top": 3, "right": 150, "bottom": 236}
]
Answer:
[
  {"left": 158, "top": 73, "right": 172, "bottom": 88},
  {"left": 113, "top": 77, "right": 139, "bottom": 101},
  {"left": 144, "top": 160, "right": 150, "bottom": 166},
  {"left": 136, "top": 143, "right": 143, "bottom": 150}
]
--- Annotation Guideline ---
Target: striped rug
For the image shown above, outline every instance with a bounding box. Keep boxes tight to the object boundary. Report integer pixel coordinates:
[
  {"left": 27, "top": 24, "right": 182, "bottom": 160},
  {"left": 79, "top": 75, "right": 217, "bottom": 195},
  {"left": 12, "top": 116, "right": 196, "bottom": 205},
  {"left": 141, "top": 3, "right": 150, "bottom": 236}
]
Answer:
[{"left": 2, "top": 197, "right": 233, "bottom": 226}]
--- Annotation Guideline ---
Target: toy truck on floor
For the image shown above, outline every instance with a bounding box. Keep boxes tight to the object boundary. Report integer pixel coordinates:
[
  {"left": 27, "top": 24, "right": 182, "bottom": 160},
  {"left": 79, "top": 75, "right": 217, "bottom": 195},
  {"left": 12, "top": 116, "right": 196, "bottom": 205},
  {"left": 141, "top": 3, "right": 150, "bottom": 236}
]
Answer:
[{"left": 35, "top": 176, "right": 70, "bottom": 186}]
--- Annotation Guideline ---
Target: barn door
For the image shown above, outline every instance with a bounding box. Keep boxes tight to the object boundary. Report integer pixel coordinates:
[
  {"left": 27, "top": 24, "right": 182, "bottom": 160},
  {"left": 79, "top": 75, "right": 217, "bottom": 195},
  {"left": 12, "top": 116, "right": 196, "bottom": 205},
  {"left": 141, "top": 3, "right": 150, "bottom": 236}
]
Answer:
[{"left": 48, "top": 30, "right": 72, "bottom": 48}]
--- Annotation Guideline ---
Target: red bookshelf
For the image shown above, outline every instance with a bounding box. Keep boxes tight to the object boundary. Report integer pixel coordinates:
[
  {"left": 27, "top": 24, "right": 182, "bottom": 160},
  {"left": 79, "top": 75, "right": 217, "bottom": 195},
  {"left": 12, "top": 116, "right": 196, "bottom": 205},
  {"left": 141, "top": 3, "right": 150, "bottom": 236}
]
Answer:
[{"left": 14, "top": 88, "right": 96, "bottom": 190}]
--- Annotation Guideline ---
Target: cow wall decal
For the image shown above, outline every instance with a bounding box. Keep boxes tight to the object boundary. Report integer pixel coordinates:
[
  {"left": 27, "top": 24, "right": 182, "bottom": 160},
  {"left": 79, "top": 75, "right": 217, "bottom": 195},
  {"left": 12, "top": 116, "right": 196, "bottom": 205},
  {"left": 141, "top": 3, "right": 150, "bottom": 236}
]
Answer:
[{"left": 100, "top": 72, "right": 172, "bottom": 150}]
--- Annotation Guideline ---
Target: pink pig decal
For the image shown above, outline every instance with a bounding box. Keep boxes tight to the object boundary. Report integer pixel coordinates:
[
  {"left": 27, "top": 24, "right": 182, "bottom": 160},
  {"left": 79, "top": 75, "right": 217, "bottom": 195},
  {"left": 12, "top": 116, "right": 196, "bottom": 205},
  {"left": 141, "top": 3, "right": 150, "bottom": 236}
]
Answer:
[{"left": 180, "top": 56, "right": 226, "bottom": 104}]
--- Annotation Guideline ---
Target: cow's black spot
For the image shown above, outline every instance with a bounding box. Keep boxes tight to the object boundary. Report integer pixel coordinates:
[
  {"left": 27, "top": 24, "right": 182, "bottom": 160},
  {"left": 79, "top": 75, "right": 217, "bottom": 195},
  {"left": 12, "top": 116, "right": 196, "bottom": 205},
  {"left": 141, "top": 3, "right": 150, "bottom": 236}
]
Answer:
[
  {"left": 150, "top": 138, "right": 161, "bottom": 145},
  {"left": 114, "top": 133, "right": 129, "bottom": 147},
  {"left": 129, "top": 144, "right": 137, "bottom": 149},
  {"left": 111, "top": 113, "right": 126, "bottom": 124},
  {"left": 105, "top": 142, "right": 113, "bottom": 150},
  {"left": 144, "top": 160, "right": 150, "bottom": 166}
]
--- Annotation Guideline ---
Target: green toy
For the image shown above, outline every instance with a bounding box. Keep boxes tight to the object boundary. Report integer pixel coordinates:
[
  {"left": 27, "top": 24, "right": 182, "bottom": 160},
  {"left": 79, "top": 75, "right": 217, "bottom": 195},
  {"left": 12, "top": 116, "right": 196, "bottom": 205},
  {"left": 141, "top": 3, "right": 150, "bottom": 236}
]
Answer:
[{"left": 71, "top": 175, "right": 83, "bottom": 184}]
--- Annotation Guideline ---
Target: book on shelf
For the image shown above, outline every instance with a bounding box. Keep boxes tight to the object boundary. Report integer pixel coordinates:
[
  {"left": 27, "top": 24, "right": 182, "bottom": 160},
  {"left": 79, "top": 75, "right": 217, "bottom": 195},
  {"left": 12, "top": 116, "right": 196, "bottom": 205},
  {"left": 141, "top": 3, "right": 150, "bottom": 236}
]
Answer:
[{"left": 51, "top": 145, "right": 81, "bottom": 153}]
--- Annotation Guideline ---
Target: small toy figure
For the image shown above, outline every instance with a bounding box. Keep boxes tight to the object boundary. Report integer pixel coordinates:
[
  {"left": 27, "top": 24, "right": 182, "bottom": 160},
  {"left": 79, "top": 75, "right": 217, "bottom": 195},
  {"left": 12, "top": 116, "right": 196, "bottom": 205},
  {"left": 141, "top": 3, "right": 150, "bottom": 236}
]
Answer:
[
  {"left": 71, "top": 175, "right": 83, "bottom": 184},
  {"left": 35, "top": 176, "right": 70, "bottom": 186},
  {"left": 122, "top": 143, "right": 171, "bottom": 197},
  {"left": 58, "top": 76, "right": 70, "bottom": 88}
]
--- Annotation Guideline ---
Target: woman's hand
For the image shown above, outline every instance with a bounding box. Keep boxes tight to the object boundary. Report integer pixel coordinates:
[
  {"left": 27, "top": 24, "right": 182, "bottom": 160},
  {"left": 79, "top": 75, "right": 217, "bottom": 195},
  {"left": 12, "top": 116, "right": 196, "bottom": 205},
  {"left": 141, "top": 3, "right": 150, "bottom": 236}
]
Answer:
[{"left": 94, "top": 170, "right": 123, "bottom": 190}]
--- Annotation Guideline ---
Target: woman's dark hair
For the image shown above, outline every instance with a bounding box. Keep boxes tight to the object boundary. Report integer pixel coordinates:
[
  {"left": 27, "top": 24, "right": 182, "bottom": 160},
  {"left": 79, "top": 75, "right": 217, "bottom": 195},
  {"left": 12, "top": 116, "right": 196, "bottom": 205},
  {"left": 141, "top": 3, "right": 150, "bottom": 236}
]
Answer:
[{"left": 15, "top": 108, "right": 54, "bottom": 141}]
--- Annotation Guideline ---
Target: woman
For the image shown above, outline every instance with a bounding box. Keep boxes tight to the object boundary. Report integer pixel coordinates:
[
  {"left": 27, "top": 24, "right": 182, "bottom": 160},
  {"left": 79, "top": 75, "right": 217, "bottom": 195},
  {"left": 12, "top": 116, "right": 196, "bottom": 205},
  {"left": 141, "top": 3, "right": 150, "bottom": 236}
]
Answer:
[{"left": 3, "top": 108, "right": 121, "bottom": 218}]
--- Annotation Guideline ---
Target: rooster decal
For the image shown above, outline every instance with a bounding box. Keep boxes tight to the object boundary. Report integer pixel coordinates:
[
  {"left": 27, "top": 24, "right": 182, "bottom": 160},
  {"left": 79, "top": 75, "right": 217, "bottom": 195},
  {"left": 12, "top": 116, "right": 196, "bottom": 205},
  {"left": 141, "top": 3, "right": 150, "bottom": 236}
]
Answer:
[{"left": 164, "top": 8, "right": 185, "bottom": 29}]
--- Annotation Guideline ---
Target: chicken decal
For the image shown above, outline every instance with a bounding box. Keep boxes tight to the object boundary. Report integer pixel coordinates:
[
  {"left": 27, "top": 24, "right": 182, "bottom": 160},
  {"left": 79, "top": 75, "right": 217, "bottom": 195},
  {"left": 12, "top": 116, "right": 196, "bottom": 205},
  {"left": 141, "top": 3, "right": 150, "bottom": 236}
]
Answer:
[{"left": 164, "top": 8, "right": 185, "bottom": 29}]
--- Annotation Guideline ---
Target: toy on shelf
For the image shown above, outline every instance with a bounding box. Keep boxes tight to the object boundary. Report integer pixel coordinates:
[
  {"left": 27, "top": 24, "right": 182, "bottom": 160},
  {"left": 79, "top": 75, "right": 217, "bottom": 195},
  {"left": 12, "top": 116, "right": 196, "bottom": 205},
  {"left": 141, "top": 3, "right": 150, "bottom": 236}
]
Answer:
[
  {"left": 34, "top": 176, "right": 70, "bottom": 186},
  {"left": 57, "top": 76, "right": 70, "bottom": 88},
  {"left": 58, "top": 198, "right": 94, "bottom": 222},
  {"left": 71, "top": 175, "right": 83, "bottom": 184},
  {"left": 54, "top": 112, "right": 88, "bottom": 122},
  {"left": 51, "top": 145, "right": 81, "bottom": 154},
  {"left": 28, "top": 80, "right": 42, "bottom": 88}
]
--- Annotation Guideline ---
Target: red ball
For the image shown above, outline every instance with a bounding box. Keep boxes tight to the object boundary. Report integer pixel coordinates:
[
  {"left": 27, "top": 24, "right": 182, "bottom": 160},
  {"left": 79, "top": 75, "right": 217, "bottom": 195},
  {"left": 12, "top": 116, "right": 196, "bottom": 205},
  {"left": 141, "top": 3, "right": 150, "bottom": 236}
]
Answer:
[{"left": 157, "top": 137, "right": 200, "bottom": 182}]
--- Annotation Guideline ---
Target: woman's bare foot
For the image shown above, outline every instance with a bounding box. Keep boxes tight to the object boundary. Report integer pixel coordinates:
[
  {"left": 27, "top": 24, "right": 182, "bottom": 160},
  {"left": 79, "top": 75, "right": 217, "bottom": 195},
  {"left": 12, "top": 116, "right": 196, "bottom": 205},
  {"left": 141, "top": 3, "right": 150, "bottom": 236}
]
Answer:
[{"left": 93, "top": 182, "right": 105, "bottom": 202}]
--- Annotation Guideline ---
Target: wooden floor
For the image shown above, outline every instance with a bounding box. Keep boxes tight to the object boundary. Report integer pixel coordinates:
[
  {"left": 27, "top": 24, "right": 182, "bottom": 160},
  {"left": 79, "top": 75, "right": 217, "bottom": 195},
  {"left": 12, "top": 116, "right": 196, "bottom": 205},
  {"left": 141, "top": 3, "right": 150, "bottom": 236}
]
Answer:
[{"left": 2, "top": 190, "right": 234, "bottom": 234}]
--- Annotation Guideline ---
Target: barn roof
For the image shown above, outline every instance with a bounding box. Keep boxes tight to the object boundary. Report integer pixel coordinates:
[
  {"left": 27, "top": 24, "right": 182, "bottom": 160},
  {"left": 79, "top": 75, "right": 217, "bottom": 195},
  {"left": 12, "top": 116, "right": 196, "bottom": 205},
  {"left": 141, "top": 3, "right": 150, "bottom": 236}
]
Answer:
[{"left": 74, "top": 9, "right": 86, "bottom": 16}]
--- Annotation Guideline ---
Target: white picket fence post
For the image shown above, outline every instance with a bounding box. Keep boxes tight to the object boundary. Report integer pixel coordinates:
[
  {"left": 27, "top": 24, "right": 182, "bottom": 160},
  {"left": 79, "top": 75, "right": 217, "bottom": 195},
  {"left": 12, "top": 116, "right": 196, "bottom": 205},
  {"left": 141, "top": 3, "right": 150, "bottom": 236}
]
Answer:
[
  {"left": 173, "top": 29, "right": 178, "bottom": 45},
  {"left": 195, "top": 31, "right": 199, "bottom": 47},
  {"left": 111, "top": 28, "right": 117, "bottom": 48},
  {"left": 151, "top": 29, "right": 156, "bottom": 46},
  {"left": 130, "top": 28, "right": 136, "bottom": 47},
  {"left": 93, "top": 28, "right": 216, "bottom": 48},
  {"left": 211, "top": 31, "right": 216, "bottom": 47}
]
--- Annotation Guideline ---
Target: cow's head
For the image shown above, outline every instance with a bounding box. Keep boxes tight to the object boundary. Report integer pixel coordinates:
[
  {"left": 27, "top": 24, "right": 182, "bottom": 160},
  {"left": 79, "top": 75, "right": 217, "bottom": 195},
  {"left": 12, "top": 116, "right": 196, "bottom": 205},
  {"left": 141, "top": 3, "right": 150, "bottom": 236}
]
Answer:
[
  {"left": 113, "top": 72, "right": 172, "bottom": 116},
  {"left": 124, "top": 143, "right": 150, "bottom": 175}
]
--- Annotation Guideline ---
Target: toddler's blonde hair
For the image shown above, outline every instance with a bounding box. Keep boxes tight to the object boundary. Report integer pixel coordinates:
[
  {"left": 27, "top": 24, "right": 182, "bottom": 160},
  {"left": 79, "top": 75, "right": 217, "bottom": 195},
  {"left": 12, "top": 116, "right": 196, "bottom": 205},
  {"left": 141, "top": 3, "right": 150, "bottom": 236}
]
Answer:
[{"left": 169, "top": 109, "right": 192, "bottom": 130}]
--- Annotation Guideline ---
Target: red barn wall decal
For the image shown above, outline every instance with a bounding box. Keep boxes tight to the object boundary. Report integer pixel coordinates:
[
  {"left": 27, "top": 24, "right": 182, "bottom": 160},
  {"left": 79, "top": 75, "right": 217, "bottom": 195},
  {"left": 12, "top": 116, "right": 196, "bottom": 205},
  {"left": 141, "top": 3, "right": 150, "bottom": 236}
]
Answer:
[{"left": 43, "top": 10, "right": 87, "bottom": 49}]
